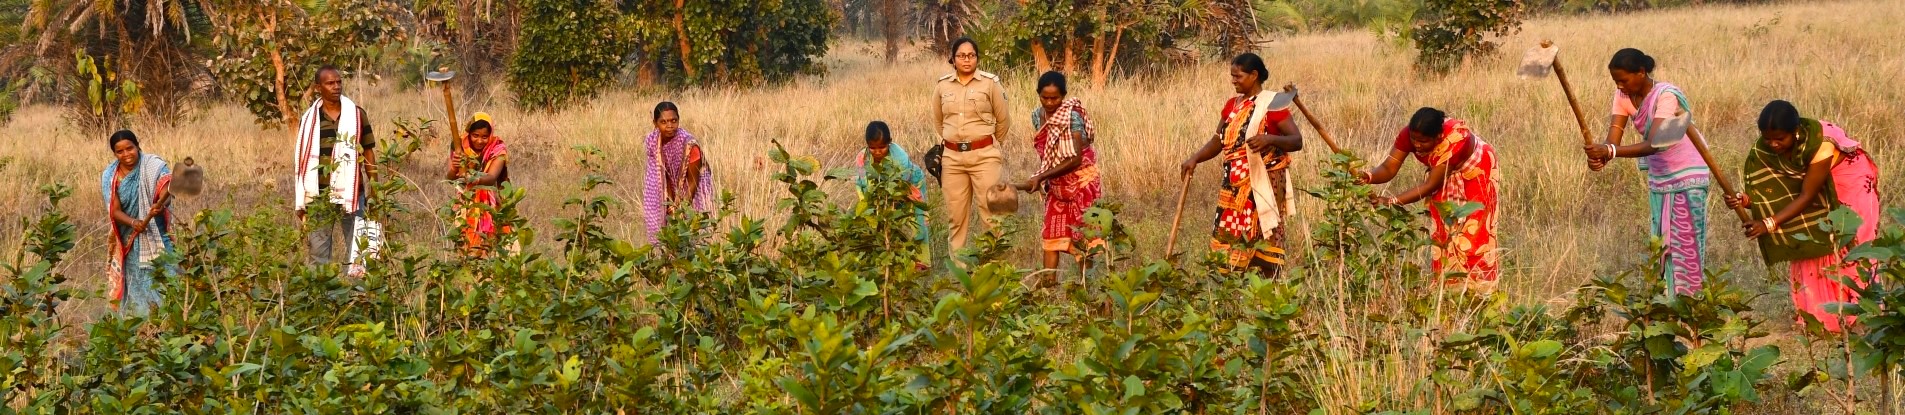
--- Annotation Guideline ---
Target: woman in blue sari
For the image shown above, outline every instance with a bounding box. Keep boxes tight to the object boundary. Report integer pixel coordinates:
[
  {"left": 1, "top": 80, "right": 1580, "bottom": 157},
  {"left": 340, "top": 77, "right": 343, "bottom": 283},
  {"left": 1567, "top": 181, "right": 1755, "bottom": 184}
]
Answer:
[
  {"left": 856, "top": 121, "right": 930, "bottom": 269},
  {"left": 100, "top": 130, "right": 175, "bottom": 316}
]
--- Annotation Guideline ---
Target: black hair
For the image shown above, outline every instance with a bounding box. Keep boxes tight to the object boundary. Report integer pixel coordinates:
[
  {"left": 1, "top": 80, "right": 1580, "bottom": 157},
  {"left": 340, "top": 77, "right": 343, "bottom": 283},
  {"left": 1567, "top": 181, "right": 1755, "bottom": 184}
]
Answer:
[
  {"left": 467, "top": 119, "right": 492, "bottom": 134},
  {"left": 948, "top": 37, "right": 979, "bottom": 64},
  {"left": 315, "top": 64, "right": 341, "bottom": 83},
  {"left": 109, "top": 129, "right": 139, "bottom": 150},
  {"left": 864, "top": 121, "right": 892, "bottom": 145},
  {"left": 1407, "top": 107, "right": 1447, "bottom": 137},
  {"left": 653, "top": 101, "right": 679, "bottom": 121},
  {"left": 1036, "top": 71, "right": 1068, "bottom": 96},
  {"left": 1231, "top": 53, "right": 1269, "bottom": 84},
  {"left": 1757, "top": 100, "right": 1802, "bottom": 133},
  {"left": 1607, "top": 48, "right": 1656, "bottom": 74}
]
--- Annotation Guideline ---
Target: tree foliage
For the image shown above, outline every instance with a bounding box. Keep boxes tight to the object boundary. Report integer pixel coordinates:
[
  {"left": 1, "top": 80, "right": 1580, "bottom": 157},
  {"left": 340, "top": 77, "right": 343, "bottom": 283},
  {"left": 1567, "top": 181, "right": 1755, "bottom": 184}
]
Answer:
[
  {"left": 412, "top": 0, "right": 521, "bottom": 101},
  {"left": 7, "top": 0, "right": 214, "bottom": 128},
  {"left": 506, "top": 0, "right": 634, "bottom": 112},
  {"left": 626, "top": 0, "right": 836, "bottom": 87},
  {"left": 962, "top": 0, "right": 1233, "bottom": 89},
  {"left": 206, "top": 0, "right": 405, "bottom": 129},
  {"left": 1409, "top": 0, "right": 1527, "bottom": 76}
]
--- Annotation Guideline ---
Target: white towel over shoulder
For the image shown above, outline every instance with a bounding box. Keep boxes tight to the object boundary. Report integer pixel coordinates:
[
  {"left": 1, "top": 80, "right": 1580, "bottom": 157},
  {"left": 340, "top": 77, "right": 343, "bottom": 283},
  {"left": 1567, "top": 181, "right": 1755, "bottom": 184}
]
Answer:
[
  {"left": 1242, "top": 91, "right": 1295, "bottom": 238},
  {"left": 293, "top": 96, "right": 362, "bottom": 213}
]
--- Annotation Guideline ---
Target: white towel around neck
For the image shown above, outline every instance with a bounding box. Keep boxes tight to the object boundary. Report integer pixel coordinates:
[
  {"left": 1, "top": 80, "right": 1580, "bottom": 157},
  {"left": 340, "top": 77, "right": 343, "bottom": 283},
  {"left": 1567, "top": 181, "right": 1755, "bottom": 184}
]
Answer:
[{"left": 293, "top": 96, "right": 362, "bottom": 213}]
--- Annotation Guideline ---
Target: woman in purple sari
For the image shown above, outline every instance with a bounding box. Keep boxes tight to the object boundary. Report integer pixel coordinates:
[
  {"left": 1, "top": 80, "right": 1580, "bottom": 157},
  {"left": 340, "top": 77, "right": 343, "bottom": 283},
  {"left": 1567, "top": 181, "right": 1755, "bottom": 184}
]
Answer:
[
  {"left": 641, "top": 102, "right": 715, "bottom": 245},
  {"left": 1584, "top": 48, "right": 1711, "bottom": 297}
]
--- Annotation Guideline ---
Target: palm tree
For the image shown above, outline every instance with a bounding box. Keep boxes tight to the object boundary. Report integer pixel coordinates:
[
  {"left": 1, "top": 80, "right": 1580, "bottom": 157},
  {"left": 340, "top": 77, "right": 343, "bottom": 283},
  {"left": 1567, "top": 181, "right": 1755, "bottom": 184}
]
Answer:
[{"left": 12, "top": 0, "right": 213, "bottom": 127}]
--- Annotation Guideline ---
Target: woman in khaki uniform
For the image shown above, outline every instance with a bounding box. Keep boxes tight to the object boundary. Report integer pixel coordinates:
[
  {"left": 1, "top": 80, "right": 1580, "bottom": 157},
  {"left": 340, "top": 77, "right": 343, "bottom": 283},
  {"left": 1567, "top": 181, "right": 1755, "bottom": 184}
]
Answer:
[{"left": 932, "top": 37, "right": 1012, "bottom": 251}]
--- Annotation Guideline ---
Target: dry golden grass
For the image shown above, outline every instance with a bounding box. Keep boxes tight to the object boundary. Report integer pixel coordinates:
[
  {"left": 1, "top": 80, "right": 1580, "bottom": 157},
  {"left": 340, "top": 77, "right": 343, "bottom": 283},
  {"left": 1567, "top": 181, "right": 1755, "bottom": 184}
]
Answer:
[{"left": 1, "top": 0, "right": 1897, "bottom": 369}]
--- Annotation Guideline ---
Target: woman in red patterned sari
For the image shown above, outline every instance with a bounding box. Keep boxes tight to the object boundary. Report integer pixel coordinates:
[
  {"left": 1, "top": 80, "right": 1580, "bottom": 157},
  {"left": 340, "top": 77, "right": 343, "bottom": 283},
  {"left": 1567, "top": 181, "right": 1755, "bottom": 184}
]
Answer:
[
  {"left": 1357, "top": 107, "right": 1501, "bottom": 290},
  {"left": 1179, "top": 53, "right": 1306, "bottom": 277},
  {"left": 1014, "top": 71, "right": 1103, "bottom": 272}
]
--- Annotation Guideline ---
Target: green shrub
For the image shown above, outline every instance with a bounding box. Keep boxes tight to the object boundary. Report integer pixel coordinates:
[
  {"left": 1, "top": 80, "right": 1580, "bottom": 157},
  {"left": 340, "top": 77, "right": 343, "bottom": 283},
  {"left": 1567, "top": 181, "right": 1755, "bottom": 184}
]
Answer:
[
  {"left": 507, "top": 0, "right": 637, "bottom": 112},
  {"left": 9, "top": 126, "right": 1891, "bottom": 413},
  {"left": 1410, "top": 0, "right": 1528, "bottom": 76}
]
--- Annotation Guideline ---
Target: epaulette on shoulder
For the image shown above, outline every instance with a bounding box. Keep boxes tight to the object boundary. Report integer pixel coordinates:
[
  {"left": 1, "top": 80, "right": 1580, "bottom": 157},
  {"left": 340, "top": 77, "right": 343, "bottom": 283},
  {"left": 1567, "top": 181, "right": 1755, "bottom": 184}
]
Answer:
[
  {"left": 976, "top": 70, "right": 1000, "bottom": 81},
  {"left": 937, "top": 73, "right": 955, "bottom": 82}
]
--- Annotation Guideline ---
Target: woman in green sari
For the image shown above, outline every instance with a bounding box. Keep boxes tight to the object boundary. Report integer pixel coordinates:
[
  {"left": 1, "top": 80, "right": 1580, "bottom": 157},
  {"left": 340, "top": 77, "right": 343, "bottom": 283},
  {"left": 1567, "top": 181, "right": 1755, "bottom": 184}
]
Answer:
[{"left": 1726, "top": 100, "right": 1883, "bottom": 332}]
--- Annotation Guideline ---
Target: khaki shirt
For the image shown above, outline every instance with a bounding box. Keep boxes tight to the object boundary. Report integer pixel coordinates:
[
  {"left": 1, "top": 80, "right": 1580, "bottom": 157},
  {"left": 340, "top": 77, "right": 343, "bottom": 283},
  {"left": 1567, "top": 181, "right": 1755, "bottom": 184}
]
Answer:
[{"left": 933, "top": 71, "right": 1010, "bottom": 143}]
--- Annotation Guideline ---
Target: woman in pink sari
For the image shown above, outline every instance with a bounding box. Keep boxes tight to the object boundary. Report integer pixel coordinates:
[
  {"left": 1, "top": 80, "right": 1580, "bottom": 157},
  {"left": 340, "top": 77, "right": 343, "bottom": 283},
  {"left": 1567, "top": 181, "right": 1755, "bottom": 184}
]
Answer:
[
  {"left": 1726, "top": 100, "right": 1883, "bottom": 333},
  {"left": 446, "top": 112, "right": 509, "bottom": 256},
  {"left": 1584, "top": 48, "right": 1711, "bottom": 297}
]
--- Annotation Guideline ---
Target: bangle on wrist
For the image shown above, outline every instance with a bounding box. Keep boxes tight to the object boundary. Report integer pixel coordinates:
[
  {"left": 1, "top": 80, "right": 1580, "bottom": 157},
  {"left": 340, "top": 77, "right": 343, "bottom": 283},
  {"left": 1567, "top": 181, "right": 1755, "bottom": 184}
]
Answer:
[{"left": 1763, "top": 218, "right": 1779, "bottom": 233}]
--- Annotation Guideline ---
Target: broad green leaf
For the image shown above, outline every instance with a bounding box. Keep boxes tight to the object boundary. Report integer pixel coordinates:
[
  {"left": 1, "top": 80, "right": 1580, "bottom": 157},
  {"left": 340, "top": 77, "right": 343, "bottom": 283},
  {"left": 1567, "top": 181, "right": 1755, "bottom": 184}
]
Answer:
[
  {"left": 1522, "top": 340, "right": 1564, "bottom": 360},
  {"left": 778, "top": 378, "right": 820, "bottom": 409},
  {"left": 1681, "top": 344, "right": 1727, "bottom": 372},
  {"left": 1122, "top": 375, "right": 1145, "bottom": 401}
]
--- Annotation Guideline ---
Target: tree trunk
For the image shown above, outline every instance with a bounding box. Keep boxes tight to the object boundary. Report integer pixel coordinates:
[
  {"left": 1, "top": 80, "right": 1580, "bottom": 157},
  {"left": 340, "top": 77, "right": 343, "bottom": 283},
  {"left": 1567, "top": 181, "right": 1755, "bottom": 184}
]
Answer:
[
  {"left": 881, "top": 0, "right": 902, "bottom": 65},
  {"left": 673, "top": 0, "right": 695, "bottom": 78},
  {"left": 1883, "top": 366, "right": 1895, "bottom": 415},
  {"left": 265, "top": 12, "right": 294, "bottom": 131},
  {"left": 636, "top": 56, "right": 656, "bottom": 88},
  {"left": 1089, "top": 26, "right": 1112, "bottom": 90},
  {"left": 1088, "top": 33, "right": 1107, "bottom": 89},
  {"left": 1030, "top": 40, "right": 1052, "bottom": 74},
  {"left": 1063, "top": 36, "right": 1079, "bottom": 73}
]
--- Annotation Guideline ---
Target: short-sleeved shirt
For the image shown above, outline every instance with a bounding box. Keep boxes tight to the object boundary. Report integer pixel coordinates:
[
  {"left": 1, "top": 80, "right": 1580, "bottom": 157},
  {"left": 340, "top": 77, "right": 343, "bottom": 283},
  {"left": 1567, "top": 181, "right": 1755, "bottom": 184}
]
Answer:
[
  {"left": 1610, "top": 89, "right": 1685, "bottom": 148},
  {"left": 1219, "top": 96, "right": 1292, "bottom": 143},
  {"left": 934, "top": 71, "right": 1011, "bottom": 143},
  {"left": 316, "top": 107, "right": 375, "bottom": 189},
  {"left": 317, "top": 107, "right": 376, "bottom": 156},
  {"left": 1812, "top": 140, "right": 1840, "bottom": 165}
]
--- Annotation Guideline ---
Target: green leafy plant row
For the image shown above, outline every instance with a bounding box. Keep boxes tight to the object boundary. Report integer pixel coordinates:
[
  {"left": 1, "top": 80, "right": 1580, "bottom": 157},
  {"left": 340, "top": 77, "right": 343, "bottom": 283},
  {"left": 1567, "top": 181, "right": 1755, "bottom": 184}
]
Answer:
[{"left": 5, "top": 137, "right": 1900, "bottom": 414}]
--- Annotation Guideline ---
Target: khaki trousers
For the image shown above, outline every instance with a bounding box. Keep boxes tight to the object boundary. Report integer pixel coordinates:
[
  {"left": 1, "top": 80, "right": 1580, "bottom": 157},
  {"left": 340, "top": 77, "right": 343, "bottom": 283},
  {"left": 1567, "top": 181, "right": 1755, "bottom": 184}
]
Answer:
[{"left": 940, "top": 145, "right": 1003, "bottom": 250}]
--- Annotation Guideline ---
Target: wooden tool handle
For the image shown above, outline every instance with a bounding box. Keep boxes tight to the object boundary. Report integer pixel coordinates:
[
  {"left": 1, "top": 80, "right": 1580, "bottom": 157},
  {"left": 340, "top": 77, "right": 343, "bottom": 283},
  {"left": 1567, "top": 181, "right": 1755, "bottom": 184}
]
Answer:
[
  {"left": 1549, "top": 51, "right": 1597, "bottom": 148},
  {"left": 440, "top": 82, "right": 460, "bottom": 151},
  {"left": 1164, "top": 173, "right": 1193, "bottom": 257},
  {"left": 1685, "top": 125, "right": 1754, "bottom": 222},
  {"left": 135, "top": 193, "right": 174, "bottom": 229},
  {"left": 1291, "top": 96, "right": 1346, "bottom": 155}
]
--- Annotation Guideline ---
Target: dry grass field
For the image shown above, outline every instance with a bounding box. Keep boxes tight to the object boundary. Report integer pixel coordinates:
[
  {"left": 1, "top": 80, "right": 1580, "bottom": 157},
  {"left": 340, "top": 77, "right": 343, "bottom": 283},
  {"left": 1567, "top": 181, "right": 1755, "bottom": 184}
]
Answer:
[{"left": 0, "top": 1, "right": 1900, "bottom": 409}]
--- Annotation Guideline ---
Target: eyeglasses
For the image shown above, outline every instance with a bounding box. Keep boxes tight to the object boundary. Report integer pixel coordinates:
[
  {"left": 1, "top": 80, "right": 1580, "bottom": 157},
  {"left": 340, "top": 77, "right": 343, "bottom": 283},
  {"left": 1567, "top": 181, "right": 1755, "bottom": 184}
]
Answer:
[{"left": 954, "top": 53, "right": 977, "bottom": 60}]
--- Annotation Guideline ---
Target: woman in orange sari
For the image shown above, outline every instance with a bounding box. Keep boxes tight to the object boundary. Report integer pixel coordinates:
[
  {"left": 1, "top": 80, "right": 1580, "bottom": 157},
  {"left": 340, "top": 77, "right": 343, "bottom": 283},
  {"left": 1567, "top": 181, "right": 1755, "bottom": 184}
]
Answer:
[
  {"left": 1357, "top": 108, "right": 1501, "bottom": 290},
  {"left": 446, "top": 112, "right": 510, "bottom": 256},
  {"left": 1179, "top": 53, "right": 1306, "bottom": 276}
]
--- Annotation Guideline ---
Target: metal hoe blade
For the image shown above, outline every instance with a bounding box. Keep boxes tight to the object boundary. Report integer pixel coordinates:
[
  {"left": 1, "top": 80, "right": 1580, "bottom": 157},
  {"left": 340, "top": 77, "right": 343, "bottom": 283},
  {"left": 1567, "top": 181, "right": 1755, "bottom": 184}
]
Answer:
[
  {"left": 174, "top": 157, "right": 205, "bottom": 196},
  {"left": 1263, "top": 91, "right": 1296, "bottom": 112},
  {"left": 1518, "top": 43, "right": 1559, "bottom": 79},
  {"left": 425, "top": 66, "right": 456, "bottom": 82},
  {"left": 1647, "top": 111, "right": 1693, "bottom": 145}
]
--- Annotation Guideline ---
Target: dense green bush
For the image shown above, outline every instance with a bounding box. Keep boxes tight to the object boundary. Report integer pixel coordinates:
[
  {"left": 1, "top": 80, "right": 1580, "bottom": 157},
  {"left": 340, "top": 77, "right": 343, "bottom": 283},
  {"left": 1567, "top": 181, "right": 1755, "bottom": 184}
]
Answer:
[
  {"left": 1410, "top": 0, "right": 1529, "bottom": 76},
  {"left": 625, "top": 0, "right": 836, "bottom": 87},
  {"left": 507, "top": 0, "right": 638, "bottom": 112},
  {"left": 9, "top": 132, "right": 1901, "bottom": 413}
]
